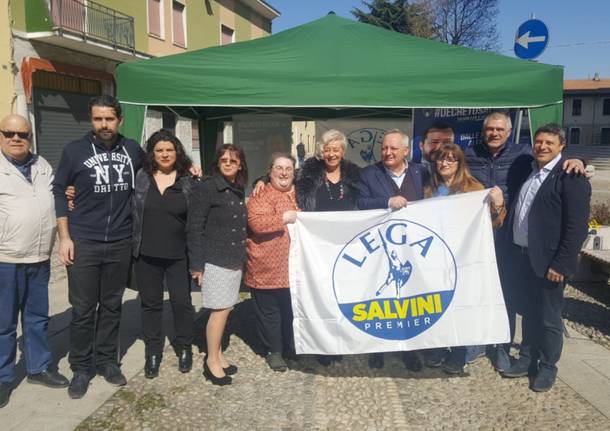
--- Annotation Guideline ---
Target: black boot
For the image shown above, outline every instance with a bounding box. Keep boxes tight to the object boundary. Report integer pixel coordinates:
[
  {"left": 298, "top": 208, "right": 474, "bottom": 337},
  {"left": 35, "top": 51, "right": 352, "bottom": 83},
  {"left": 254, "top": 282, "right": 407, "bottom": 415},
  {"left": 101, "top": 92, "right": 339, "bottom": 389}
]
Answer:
[
  {"left": 145, "top": 355, "right": 161, "bottom": 379},
  {"left": 178, "top": 348, "right": 193, "bottom": 373},
  {"left": 0, "top": 382, "right": 12, "bottom": 408},
  {"left": 368, "top": 353, "right": 384, "bottom": 369}
]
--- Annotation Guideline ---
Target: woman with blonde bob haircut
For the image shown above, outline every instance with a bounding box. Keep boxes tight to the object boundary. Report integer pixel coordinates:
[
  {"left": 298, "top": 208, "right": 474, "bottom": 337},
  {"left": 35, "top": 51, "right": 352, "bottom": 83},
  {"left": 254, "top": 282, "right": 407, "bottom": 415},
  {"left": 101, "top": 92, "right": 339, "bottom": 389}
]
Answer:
[
  {"left": 297, "top": 129, "right": 361, "bottom": 212},
  {"left": 296, "top": 129, "right": 362, "bottom": 366}
]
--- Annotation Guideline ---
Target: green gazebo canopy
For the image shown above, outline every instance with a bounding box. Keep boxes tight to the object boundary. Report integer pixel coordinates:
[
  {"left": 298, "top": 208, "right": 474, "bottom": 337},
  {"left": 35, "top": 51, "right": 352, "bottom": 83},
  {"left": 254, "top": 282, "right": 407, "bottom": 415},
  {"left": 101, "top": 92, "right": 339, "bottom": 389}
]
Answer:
[{"left": 116, "top": 13, "right": 563, "bottom": 154}]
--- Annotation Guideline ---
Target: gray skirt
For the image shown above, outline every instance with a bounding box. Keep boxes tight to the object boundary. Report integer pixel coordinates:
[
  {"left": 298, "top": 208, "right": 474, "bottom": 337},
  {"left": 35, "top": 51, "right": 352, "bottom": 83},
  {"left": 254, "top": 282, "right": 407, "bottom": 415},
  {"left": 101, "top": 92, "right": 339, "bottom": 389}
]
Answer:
[{"left": 201, "top": 263, "right": 242, "bottom": 310}]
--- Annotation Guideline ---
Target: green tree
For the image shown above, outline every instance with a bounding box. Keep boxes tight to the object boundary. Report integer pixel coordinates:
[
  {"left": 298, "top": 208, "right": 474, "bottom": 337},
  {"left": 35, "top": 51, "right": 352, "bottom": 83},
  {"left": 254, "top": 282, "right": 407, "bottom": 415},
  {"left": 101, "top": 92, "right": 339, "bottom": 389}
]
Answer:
[{"left": 351, "top": 0, "right": 435, "bottom": 37}]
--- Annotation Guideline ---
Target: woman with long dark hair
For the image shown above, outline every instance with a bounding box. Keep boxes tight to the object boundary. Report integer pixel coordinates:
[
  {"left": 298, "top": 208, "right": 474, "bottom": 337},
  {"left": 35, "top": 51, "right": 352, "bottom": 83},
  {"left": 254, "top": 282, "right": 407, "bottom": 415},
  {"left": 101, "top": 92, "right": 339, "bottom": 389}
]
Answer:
[
  {"left": 132, "top": 129, "right": 196, "bottom": 379},
  {"left": 424, "top": 143, "right": 505, "bottom": 227},
  {"left": 424, "top": 143, "right": 505, "bottom": 375},
  {"left": 188, "top": 144, "right": 248, "bottom": 386}
]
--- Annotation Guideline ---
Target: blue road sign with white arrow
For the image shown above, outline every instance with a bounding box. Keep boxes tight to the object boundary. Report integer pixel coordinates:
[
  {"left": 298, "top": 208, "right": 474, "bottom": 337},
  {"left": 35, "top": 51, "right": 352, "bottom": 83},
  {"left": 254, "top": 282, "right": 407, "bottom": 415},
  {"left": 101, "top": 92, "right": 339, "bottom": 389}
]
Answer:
[{"left": 514, "top": 19, "right": 549, "bottom": 60}]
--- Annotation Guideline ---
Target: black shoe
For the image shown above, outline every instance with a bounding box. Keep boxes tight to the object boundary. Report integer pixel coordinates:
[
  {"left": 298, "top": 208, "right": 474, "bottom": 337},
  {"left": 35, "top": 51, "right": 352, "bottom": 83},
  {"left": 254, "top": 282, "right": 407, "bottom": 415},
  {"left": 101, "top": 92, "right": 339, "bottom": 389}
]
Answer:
[
  {"left": 493, "top": 346, "right": 512, "bottom": 373},
  {"left": 145, "top": 355, "right": 161, "bottom": 379},
  {"left": 178, "top": 349, "right": 192, "bottom": 374},
  {"left": 223, "top": 364, "right": 238, "bottom": 375},
  {"left": 203, "top": 361, "right": 232, "bottom": 386},
  {"left": 442, "top": 359, "right": 465, "bottom": 375},
  {"left": 68, "top": 373, "right": 90, "bottom": 399},
  {"left": 266, "top": 352, "right": 287, "bottom": 372},
  {"left": 402, "top": 351, "right": 423, "bottom": 372},
  {"left": 97, "top": 363, "right": 127, "bottom": 386},
  {"left": 368, "top": 353, "right": 384, "bottom": 369},
  {"left": 502, "top": 358, "right": 532, "bottom": 378},
  {"left": 0, "top": 382, "right": 12, "bottom": 408},
  {"left": 317, "top": 355, "right": 333, "bottom": 367},
  {"left": 27, "top": 369, "right": 70, "bottom": 388},
  {"left": 424, "top": 349, "right": 447, "bottom": 368},
  {"left": 531, "top": 368, "right": 557, "bottom": 392},
  {"left": 282, "top": 350, "right": 298, "bottom": 361},
  {"left": 442, "top": 349, "right": 465, "bottom": 375}
]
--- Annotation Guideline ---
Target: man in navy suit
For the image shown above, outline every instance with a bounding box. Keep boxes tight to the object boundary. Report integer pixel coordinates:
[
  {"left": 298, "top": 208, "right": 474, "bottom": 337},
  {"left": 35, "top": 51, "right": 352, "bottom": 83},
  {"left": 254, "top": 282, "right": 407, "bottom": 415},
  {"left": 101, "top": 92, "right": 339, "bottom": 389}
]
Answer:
[
  {"left": 358, "top": 129, "right": 427, "bottom": 371},
  {"left": 500, "top": 124, "right": 590, "bottom": 392},
  {"left": 358, "top": 129, "right": 426, "bottom": 211}
]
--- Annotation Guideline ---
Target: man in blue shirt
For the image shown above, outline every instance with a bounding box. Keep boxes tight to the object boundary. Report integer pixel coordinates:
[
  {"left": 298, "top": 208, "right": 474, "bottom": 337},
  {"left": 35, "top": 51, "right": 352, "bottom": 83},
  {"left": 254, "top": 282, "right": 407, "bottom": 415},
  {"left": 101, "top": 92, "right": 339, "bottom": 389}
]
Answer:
[
  {"left": 500, "top": 124, "right": 590, "bottom": 392},
  {"left": 464, "top": 112, "right": 585, "bottom": 373}
]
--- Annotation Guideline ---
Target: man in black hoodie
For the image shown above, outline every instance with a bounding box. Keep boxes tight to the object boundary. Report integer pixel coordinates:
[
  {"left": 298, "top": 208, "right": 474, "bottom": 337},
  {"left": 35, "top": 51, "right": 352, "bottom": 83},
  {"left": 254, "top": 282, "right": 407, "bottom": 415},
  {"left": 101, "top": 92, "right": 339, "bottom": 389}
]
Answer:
[{"left": 53, "top": 96, "right": 143, "bottom": 399}]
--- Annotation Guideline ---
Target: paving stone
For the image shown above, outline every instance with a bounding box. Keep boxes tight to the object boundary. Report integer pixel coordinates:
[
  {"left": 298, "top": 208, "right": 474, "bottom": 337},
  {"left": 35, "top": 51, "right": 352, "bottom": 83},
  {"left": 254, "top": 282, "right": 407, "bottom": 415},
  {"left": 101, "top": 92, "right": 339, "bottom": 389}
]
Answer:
[{"left": 77, "top": 284, "right": 610, "bottom": 430}]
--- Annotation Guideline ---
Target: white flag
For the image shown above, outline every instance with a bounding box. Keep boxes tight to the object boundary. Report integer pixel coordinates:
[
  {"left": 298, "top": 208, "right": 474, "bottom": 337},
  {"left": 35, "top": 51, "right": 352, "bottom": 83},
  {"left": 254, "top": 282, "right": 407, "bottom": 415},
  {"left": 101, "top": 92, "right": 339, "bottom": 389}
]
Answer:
[{"left": 288, "top": 189, "right": 510, "bottom": 355}]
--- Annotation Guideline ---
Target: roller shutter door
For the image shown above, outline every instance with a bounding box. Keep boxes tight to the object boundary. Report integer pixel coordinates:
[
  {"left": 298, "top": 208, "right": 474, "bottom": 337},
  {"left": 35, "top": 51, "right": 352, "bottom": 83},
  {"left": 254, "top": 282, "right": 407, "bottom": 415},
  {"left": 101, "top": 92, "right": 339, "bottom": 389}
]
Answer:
[
  {"left": 32, "top": 71, "right": 102, "bottom": 170},
  {"left": 33, "top": 89, "right": 92, "bottom": 170}
]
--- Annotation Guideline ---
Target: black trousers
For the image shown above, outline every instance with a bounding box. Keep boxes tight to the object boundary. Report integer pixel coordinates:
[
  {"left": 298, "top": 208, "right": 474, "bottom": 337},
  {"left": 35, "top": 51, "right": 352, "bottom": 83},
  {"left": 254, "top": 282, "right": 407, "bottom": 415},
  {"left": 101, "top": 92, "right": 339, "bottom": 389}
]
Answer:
[
  {"left": 250, "top": 288, "right": 294, "bottom": 355},
  {"left": 134, "top": 255, "right": 194, "bottom": 357},
  {"left": 67, "top": 238, "right": 131, "bottom": 373},
  {"left": 497, "top": 244, "right": 518, "bottom": 351},
  {"left": 509, "top": 245, "right": 565, "bottom": 373}
]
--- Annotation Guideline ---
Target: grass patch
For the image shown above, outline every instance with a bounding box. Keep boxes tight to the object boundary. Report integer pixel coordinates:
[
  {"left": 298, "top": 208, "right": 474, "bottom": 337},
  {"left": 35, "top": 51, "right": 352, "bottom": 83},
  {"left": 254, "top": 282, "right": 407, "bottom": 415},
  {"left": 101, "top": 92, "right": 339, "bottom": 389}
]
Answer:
[
  {"left": 134, "top": 392, "right": 166, "bottom": 416},
  {"left": 75, "top": 418, "right": 125, "bottom": 431},
  {"left": 115, "top": 389, "right": 137, "bottom": 403},
  {"left": 170, "top": 385, "right": 187, "bottom": 395}
]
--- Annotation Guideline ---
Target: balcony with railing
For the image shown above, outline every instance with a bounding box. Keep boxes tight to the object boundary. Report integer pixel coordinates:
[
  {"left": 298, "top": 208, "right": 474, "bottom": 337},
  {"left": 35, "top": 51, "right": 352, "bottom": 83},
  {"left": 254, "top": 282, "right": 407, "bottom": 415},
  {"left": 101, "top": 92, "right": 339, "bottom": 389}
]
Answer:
[{"left": 48, "top": 0, "right": 135, "bottom": 52}]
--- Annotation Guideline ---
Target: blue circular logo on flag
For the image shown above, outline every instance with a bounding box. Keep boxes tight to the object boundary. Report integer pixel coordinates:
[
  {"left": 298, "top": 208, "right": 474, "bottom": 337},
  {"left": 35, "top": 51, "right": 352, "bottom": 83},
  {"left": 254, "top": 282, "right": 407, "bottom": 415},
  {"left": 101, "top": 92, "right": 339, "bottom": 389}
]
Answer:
[{"left": 332, "top": 219, "right": 457, "bottom": 340}]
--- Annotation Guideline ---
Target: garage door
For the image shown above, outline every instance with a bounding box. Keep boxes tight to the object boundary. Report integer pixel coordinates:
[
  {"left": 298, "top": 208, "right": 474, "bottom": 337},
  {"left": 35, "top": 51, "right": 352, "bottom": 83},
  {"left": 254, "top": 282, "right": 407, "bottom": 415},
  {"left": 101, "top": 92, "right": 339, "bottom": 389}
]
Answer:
[
  {"left": 33, "top": 89, "right": 93, "bottom": 170},
  {"left": 32, "top": 71, "right": 102, "bottom": 170}
]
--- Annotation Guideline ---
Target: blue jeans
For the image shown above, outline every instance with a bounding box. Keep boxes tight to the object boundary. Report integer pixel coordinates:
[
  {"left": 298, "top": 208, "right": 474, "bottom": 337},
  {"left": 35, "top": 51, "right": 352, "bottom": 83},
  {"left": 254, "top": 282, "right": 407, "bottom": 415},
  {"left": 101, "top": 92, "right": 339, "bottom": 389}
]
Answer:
[{"left": 0, "top": 261, "right": 52, "bottom": 382}]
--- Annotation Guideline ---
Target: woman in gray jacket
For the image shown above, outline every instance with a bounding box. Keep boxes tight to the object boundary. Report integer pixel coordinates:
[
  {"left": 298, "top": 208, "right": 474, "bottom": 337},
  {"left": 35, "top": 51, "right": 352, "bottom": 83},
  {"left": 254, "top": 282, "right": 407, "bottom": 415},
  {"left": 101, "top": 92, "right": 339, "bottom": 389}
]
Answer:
[{"left": 132, "top": 130, "right": 196, "bottom": 379}]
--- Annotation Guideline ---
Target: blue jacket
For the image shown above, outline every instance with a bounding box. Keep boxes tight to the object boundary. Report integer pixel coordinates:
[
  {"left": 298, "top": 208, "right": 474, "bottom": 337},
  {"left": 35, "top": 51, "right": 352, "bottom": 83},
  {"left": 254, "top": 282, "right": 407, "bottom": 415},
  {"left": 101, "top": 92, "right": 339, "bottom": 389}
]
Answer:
[
  {"left": 357, "top": 161, "right": 426, "bottom": 210},
  {"left": 464, "top": 142, "right": 532, "bottom": 200},
  {"left": 501, "top": 157, "right": 591, "bottom": 278},
  {"left": 53, "top": 132, "right": 143, "bottom": 242}
]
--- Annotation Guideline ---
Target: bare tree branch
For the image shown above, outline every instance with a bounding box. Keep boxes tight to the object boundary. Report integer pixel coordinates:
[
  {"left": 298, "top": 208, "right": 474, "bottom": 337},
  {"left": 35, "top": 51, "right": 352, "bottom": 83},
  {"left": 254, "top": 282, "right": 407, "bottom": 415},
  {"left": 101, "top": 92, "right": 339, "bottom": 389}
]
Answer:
[{"left": 351, "top": 0, "right": 499, "bottom": 51}]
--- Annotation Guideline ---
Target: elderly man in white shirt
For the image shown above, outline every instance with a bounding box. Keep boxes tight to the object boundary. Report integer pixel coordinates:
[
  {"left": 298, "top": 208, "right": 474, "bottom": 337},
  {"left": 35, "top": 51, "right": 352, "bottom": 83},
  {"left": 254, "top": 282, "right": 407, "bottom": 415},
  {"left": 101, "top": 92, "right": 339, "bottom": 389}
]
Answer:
[{"left": 0, "top": 114, "right": 69, "bottom": 408}]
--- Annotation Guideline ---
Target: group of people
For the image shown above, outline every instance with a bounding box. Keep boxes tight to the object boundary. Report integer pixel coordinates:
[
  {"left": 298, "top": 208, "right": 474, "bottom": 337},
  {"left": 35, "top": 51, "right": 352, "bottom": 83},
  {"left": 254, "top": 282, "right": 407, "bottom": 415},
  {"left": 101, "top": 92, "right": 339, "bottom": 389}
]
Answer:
[{"left": 0, "top": 96, "right": 591, "bottom": 408}]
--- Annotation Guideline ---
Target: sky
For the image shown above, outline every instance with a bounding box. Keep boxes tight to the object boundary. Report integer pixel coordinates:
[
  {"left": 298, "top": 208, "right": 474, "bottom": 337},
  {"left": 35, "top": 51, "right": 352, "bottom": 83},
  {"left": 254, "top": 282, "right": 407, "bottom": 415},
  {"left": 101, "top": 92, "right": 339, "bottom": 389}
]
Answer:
[{"left": 267, "top": 0, "right": 610, "bottom": 79}]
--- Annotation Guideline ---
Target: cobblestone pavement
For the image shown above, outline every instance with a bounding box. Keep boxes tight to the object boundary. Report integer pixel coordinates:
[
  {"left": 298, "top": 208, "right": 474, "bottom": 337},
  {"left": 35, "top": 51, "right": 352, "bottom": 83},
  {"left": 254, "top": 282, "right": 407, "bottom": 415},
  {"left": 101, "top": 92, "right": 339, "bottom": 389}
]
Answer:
[
  {"left": 76, "top": 296, "right": 610, "bottom": 431},
  {"left": 564, "top": 282, "right": 610, "bottom": 351}
]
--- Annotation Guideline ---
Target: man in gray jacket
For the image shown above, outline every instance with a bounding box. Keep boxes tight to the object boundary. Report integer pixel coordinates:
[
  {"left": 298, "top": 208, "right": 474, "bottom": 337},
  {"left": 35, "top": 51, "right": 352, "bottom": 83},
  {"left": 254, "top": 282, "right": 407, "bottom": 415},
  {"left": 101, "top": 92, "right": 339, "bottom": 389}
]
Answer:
[{"left": 0, "top": 114, "right": 69, "bottom": 408}]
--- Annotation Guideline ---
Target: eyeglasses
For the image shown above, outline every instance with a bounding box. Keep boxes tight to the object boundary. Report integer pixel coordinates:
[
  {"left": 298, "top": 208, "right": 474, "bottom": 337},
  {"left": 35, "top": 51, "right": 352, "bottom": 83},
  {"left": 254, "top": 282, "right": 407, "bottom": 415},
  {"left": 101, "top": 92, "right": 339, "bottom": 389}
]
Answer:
[
  {"left": 1, "top": 130, "right": 30, "bottom": 140},
  {"left": 219, "top": 157, "right": 240, "bottom": 166},
  {"left": 435, "top": 157, "right": 458, "bottom": 164},
  {"left": 272, "top": 166, "right": 294, "bottom": 173}
]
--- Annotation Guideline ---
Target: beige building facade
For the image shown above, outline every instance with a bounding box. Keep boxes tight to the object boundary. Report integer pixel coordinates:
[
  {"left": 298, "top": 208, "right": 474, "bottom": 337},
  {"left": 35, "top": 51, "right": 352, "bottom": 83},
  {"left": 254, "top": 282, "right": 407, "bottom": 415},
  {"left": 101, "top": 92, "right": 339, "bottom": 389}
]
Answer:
[
  {"left": 2, "top": 0, "right": 279, "bottom": 168},
  {"left": 564, "top": 76, "right": 610, "bottom": 146}
]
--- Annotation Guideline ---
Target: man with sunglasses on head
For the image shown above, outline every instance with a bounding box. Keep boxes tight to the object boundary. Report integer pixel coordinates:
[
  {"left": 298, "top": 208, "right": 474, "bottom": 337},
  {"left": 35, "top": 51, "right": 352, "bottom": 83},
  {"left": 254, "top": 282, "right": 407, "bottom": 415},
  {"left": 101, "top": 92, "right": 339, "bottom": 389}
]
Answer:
[{"left": 0, "top": 114, "right": 70, "bottom": 409}]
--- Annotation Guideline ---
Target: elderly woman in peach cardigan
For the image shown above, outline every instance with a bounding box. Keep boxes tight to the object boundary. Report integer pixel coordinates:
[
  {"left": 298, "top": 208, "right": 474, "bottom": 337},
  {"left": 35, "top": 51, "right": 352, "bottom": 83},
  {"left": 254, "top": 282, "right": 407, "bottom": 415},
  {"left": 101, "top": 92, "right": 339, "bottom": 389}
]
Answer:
[{"left": 245, "top": 152, "right": 298, "bottom": 373}]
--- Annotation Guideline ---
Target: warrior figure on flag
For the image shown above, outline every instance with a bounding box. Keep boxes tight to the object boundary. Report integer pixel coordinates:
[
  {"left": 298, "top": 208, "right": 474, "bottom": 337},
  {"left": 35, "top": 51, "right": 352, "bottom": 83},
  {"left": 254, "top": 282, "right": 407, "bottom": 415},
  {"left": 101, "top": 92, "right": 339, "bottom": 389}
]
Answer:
[{"left": 376, "top": 228, "right": 412, "bottom": 298}]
